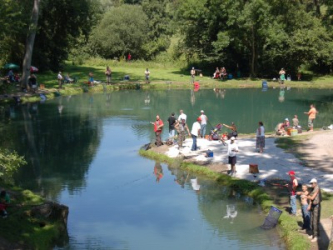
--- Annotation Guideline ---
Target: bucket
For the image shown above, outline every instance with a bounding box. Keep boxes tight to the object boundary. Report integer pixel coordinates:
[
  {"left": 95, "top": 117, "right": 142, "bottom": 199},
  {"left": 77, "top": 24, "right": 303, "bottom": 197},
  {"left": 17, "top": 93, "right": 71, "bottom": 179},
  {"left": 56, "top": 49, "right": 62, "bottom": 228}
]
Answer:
[
  {"left": 290, "top": 129, "right": 298, "bottom": 136},
  {"left": 249, "top": 164, "right": 259, "bottom": 174},
  {"left": 287, "top": 128, "right": 292, "bottom": 136},
  {"left": 206, "top": 150, "right": 213, "bottom": 157},
  {"left": 205, "top": 135, "right": 210, "bottom": 140}
]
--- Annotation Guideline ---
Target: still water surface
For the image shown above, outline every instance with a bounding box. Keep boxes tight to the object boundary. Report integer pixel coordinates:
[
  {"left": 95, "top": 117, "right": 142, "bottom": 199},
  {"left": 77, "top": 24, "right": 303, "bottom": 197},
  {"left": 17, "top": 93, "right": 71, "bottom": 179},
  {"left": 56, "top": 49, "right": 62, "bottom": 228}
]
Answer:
[{"left": 2, "top": 87, "right": 333, "bottom": 249}]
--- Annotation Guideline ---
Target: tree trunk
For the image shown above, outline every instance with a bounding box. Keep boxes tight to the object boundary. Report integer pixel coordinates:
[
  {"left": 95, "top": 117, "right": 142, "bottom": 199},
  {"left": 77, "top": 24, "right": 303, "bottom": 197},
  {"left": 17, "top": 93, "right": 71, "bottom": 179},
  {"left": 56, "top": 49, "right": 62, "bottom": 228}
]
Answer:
[
  {"left": 250, "top": 25, "right": 256, "bottom": 77},
  {"left": 313, "top": 0, "right": 321, "bottom": 17},
  {"left": 21, "top": 0, "right": 41, "bottom": 90}
]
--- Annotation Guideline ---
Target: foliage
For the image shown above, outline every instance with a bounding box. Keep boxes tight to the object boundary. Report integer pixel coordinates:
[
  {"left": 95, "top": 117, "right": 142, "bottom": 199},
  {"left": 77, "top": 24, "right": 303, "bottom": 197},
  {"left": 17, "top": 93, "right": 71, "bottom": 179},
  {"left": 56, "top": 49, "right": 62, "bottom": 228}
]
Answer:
[
  {"left": 0, "top": 149, "right": 26, "bottom": 185},
  {"left": 89, "top": 4, "right": 148, "bottom": 59}
]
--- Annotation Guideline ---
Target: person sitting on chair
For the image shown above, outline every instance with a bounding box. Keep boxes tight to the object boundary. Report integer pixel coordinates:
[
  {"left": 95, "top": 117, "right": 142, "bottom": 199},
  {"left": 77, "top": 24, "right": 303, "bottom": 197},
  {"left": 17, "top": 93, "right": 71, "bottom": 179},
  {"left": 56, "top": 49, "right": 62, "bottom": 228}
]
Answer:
[{"left": 64, "top": 73, "right": 74, "bottom": 83}]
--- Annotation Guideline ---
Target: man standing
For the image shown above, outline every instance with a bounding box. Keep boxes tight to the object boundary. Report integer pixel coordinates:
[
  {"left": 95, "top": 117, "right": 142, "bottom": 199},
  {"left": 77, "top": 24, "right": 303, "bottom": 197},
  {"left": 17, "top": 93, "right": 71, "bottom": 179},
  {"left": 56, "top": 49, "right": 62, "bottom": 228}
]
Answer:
[
  {"left": 285, "top": 171, "right": 298, "bottom": 215},
  {"left": 227, "top": 137, "right": 239, "bottom": 176},
  {"left": 167, "top": 113, "right": 176, "bottom": 142},
  {"left": 190, "top": 67, "right": 196, "bottom": 83},
  {"left": 178, "top": 110, "right": 187, "bottom": 123},
  {"left": 144, "top": 68, "right": 150, "bottom": 84},
  {"left": 308, "top": 178, "right": 321, "bottom": 242},
  {"left": 199, "top": 110, "right": 208, "bottom": 138},
  {"left": 57, "top": 71, "right": 63, "bottom": 89},
  {"left": 151, "top": 115, "right": 164, "bottom": 147},
  {"left": 175, "top": 118, "right": 190, "bottom": 149},
  {"left": 304, "top": 104, "right": 318, "bottom": 132},
  {"left": 190, "top": 117, "right": 201, "bottom": 151}
]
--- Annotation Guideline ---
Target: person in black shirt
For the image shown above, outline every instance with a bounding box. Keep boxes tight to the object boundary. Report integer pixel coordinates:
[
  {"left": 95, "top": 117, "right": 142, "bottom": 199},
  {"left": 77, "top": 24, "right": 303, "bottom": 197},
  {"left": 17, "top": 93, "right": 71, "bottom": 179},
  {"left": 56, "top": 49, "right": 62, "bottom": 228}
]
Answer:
[{"left": 167, "top": 113, "right": 176, "bottom": 142}]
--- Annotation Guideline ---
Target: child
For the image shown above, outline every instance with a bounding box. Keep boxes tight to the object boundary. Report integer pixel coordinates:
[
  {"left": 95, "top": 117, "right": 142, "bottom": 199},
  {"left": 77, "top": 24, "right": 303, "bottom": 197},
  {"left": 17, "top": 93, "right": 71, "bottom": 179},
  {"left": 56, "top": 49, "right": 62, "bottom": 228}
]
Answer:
[{"left": 296, "top": 185, "right": 311, "bottom": 231}]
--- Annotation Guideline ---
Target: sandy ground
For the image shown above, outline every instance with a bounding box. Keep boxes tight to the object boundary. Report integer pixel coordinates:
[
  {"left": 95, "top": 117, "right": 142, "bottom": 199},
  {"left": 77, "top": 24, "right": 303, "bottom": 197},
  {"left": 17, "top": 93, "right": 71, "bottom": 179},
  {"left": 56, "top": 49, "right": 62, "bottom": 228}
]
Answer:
[{"left": 163, "top": 130, "right": 333, "bottom": 193}]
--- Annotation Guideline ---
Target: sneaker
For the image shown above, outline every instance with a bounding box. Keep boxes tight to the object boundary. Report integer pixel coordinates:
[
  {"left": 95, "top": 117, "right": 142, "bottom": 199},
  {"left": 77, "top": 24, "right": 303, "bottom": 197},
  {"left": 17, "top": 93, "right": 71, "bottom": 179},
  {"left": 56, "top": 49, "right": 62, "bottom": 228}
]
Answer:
[{"left": 311, "top": 237, "right": 318, "bottom": 242}]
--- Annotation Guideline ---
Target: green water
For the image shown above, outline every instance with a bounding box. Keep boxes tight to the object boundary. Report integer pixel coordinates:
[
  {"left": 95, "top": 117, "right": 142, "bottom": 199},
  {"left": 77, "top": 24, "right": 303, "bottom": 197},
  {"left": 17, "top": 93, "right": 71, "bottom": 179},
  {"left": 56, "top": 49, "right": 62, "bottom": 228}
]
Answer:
[{"left": 1, "top": 87, "right": 332, "bottom": 249}]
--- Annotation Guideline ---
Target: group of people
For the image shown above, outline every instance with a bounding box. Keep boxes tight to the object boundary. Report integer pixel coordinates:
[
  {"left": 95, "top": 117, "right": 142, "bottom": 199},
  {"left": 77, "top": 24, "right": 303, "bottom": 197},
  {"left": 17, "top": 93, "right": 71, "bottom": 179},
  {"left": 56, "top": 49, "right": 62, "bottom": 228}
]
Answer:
[
  {"left": 286, "top": 171, "right": 321, "bottom": 243},
  {"left": 57, "top": 71, "right": 75, "bottom": 88},
  {"left": 213, "top": 67, "right": 228, "bottom": 80},
  {"left": 276, "top": 104, "right": 318, "bottom": 135},
  {"left": 151, "top": 110, "right": 209, "bottom": 151}
]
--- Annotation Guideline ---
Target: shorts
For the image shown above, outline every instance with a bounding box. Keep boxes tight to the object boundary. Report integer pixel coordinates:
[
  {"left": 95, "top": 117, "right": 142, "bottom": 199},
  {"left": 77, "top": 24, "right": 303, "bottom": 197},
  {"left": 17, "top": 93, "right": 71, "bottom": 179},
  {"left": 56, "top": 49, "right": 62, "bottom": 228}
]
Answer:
[
  {"left": 228, "top": 156, "right": 236, "bottom": 165},
  {"left": 308, "top": 118, "right": 314, "bottom": 128}
]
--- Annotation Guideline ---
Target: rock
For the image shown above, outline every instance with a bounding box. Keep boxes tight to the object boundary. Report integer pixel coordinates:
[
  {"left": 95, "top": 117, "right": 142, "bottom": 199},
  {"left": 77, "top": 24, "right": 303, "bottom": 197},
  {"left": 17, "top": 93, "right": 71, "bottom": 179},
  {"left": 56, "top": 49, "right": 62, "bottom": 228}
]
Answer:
[{"left": 31, "top": 201, "right": 69, "bottom": 226}]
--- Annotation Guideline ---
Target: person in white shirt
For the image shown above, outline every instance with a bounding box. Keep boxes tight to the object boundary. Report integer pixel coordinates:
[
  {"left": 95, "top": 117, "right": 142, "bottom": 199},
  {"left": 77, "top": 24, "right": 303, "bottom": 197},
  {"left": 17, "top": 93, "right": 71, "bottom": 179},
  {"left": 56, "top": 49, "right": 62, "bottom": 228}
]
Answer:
[
  {"left": 227, "top": 137, "right": 239, "bottom": 175},
  {"left": 191, "top": 117, "right": 201, "bottom": 151},
  {"left": 178, "top": 110, "right": 187, "bottom": 122},
  {"left": 256, "top": 121, "right": 265, "bottom": 153},
  {"left": 57, "top": 71, "right": 63, "bottom": 89},
  {"left": 199, "top": 110, "right": 208, "bottom": 138}
]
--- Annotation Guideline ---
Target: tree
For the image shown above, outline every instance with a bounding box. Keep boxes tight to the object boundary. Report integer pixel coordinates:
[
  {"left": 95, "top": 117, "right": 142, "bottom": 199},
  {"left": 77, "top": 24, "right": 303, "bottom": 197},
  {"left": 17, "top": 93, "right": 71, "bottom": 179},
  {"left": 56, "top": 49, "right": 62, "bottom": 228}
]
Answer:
[
  {"left": 21, "top": 0, "right": 41, "bottom": 89},
  {"left": 89, "top": 4, "right": 148, "bottom": 58},
  {"left": 0, "top": 149, "right": 26, "bottom": 185}
]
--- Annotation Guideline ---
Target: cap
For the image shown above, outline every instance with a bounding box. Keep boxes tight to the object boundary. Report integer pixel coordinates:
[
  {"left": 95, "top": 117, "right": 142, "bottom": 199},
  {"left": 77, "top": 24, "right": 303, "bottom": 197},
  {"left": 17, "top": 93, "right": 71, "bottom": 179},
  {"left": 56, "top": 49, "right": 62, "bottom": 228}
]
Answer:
[
  {"left": 309, "top": 178, "right": 317, "bottom": 183},
  {"left": 197, "top": 117, "right": 201, "bottom": 122},
  {"left": 285, "top": 118, "right": 289, "bottom": 121},
  {"left": 230, "top": 137, "right": 235, "bottom": 140},
  {"left": 287, "top": 170, "right": 295, "bottom": 176},
  {"left": 201, "top": 110, "right": 204, "bottom": 113}
]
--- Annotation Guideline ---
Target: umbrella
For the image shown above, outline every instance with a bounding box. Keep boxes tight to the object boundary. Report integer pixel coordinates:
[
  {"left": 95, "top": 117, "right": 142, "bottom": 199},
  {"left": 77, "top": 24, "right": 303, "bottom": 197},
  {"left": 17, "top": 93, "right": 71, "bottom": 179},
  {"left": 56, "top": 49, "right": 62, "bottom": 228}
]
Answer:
[
  {"left": 3, "top": 63, "right": 19, "bottom": 70},
  {"left": 30, "top": 66, "right": 38, "bottom": 73}
]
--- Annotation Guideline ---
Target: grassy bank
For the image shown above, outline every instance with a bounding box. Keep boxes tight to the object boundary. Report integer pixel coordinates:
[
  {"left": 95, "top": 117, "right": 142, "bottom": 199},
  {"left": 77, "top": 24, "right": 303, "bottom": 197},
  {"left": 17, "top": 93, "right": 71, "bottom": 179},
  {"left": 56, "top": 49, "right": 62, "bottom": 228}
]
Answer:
[
  {"left": 139, "top": 148, "right": 309, "bottom": 250},
  {"left": 1, "top": 60, "right": 333, "bottom": 104},
  {"left": 0, "top": 186, "right": 67, "bottom": 249}
]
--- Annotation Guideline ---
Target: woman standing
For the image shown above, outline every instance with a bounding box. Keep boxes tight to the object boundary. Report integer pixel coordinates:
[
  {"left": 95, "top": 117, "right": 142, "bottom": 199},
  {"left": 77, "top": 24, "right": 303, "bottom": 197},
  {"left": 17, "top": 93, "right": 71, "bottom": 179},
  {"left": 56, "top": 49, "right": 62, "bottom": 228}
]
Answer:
[
  {"left": 256, "top": 121, "right": 265, "bottom": 153},
  {"left": 105, "top": 66, "right": 112, "bottom": 84}
]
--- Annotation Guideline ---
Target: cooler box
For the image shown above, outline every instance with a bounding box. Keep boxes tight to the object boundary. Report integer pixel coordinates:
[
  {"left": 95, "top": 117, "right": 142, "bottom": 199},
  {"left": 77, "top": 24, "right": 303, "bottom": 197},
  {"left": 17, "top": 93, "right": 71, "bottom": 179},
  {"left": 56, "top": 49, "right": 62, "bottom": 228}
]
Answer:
[
  {"left": 206, "top": 150, "right": 213, "bottom": 157},
  {"left": 290, "top": 129, "right": 298, "bottom": 136}
]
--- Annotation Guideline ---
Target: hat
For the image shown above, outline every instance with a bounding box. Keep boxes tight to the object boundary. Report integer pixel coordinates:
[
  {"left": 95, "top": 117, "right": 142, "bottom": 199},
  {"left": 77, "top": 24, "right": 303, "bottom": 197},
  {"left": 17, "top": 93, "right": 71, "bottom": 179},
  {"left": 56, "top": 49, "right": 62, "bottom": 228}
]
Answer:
[
  {"left": 287, "top": 170, "right": 295, "bottom": 176},
  {"left": 309, "top": 178, "right": 317, "bottom": 183},
  {"left": 230, "top": 137, "right": 235, "bottom": 141},
  {"left": 197, "top": 117, "right": 201, "bottom": 122},
  {"left": 285, "top": 118, "right": 289, "bottom": 121},
  {"left": 201, "top": 110, "right": 204, "bottom": 113}
]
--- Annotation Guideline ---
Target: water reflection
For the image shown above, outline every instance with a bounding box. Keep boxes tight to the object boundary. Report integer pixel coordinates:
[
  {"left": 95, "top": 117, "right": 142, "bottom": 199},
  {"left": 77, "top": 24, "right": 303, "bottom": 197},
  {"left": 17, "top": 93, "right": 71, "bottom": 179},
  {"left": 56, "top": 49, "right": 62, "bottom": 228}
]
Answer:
[{"left": 153, "top": 162, "right": 163, "bottom": 183}]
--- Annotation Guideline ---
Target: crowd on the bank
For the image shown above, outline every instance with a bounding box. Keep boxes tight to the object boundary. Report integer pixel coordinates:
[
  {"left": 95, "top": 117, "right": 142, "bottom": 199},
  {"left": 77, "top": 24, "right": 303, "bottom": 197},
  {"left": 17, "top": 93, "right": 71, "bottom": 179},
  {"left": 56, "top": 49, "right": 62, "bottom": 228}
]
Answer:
[{"left": 150, "top": 102, "right": 321, "bottom": 243}]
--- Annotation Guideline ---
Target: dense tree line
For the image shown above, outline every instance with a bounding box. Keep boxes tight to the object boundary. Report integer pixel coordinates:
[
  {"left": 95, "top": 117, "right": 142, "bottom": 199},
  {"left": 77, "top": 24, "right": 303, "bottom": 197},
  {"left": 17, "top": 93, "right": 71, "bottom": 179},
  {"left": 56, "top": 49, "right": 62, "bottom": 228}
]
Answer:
[{"left": 1, "top": 0, "right": 333, "bottom": 77}]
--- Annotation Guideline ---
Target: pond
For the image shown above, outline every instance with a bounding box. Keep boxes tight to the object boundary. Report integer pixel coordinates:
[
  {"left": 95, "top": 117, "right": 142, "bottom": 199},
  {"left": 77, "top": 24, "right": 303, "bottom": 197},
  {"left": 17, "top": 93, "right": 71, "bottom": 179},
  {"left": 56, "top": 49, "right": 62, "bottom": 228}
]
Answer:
[{"left": 1, "top": 87, "right": 333, "bottom": 249}]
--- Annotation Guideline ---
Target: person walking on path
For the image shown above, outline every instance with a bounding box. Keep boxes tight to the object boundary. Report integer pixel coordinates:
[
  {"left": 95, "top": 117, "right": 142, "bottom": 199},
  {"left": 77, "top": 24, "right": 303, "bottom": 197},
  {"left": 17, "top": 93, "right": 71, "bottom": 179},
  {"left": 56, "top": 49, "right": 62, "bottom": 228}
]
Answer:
[
  {"left": 190, "top": 67, "right": 196, "bottom": 84},
  {"left": 105, "top": 66, "right": 112, "bottom": 84},
  {"left": 199, "top": 110, "right": 208, "bottom": 138},
  {"left": 167, "top": 112, "right": 176, "bottom": 142},
  {"left": 296, "top": 184, "right": 311, "bottom": 232},
  {"left": 175, "top": 118, "right": 190, "bottom": 149},
  {"left": 178, "top": 110, "right": 187, "bottom": 123},
  {"left": 151, "top": 115, "right": 164, "bottom": 147},
  {"left": 279, "top": 68, "right": 286, "bottom": 84},
  {"left": 285, "top": 171, "right": 298, "bottom": 215},
  {"left": 256, "top": 121, "right": 265, "bottom": 153},
  {"left": 304, "top": 104, "right": 318, "bottom": 132},
  {"left": 144, "top": 68, "right": 150, "bottom": 84},
  {"left": 227, "top": 137, "right": 238, "bottom": 176},
  {"left": 190, "top": 117, "right": 201, "bottom": 151},
  {"left": 307, "top": 178, "right": 321, "bottom": 242}
]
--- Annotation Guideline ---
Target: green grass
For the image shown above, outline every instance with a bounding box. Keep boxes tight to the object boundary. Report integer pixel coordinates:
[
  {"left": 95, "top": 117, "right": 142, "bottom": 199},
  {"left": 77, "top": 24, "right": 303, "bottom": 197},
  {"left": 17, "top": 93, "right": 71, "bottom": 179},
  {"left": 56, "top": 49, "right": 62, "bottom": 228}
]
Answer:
[{"left": 0, "top": 187, "right": 65, "bottom": 249}]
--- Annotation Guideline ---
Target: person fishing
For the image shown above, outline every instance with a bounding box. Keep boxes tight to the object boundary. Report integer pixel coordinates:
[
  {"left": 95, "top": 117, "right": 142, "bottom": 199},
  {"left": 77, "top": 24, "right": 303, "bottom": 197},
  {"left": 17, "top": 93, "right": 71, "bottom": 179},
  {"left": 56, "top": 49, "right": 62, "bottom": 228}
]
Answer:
[
  {"left": 223, "top": 122, "right": 238, "bottom": 139},
  {"left": 285, "top": 171, "right": 298, "bottom": 215},
  {"left": 175, "top": 118, "right": 190, "bottom": 149},
  {"left": 151, "top": 115, "right": 164, "bottom": 147}
]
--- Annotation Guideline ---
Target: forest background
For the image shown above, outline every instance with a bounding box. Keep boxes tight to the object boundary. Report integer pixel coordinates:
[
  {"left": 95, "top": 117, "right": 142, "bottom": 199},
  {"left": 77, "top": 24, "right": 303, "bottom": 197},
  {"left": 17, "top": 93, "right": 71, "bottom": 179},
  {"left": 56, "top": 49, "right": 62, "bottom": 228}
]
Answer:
[{"left": 1, "top": 0, "right": 333, "bottom": 79}]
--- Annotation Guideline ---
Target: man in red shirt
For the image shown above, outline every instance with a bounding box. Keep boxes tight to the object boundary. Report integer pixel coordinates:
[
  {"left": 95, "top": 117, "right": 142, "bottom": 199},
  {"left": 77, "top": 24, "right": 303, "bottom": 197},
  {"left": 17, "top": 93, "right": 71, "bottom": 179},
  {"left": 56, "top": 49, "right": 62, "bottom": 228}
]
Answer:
[{"left": 151, "top": 115, "right": 164, "bottom": 146}]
